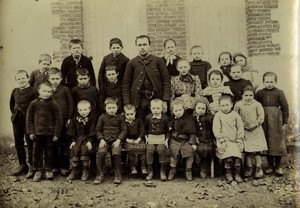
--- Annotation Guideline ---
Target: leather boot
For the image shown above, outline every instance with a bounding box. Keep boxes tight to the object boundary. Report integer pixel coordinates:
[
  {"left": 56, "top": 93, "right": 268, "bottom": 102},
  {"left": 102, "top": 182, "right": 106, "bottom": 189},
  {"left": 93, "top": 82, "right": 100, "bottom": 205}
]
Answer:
[
  {"left": 185, "top": 168, "right": 192, "bottom": 181},
  {"left": 234, "top": 166, "right": 242, "bottom": 183},
  {"left": 160, "top": 164, "right": 167, "bottom": 181},
  {"left": 66, "top": 161, "right": 80, "bottom": 181},
  {"left": 81, "top": 166, "right": 89, "bottom": 181},
  {"left": 146, "top": 165, "right": 153, "bottom": 181},
  {"left": 114, "top": 156, "right": 122, "bottom": 184},
  {"left": 141, "top": 160, "right": 147, "bottom": 174},
  {"left": 244, "top": 166, "right": 253, "bottom": 178},
  {"left": 168, "top": 167, "right": 176, "bottom": 181},
  {"left": 11, "top": 164, "right": 29, "bottom": 176},
  {"left": 225, "top": 168, "right": 233, "bottom": 183},
  {"left": 26, "top": 165, "right": 35, "bottom": 179},
  {"left": 254, "top": 166, "right": 264, "bottom": 179}
]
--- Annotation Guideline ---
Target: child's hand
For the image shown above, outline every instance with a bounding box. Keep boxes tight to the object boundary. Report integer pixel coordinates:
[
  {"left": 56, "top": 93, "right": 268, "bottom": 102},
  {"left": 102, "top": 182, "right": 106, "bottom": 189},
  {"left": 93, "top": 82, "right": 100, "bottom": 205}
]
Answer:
[
  {"left": 247, "top": 123, "right": 257, "bottom": 131},
  {"left": 70, "top": 142, "right": 76, "bottom": 149},
  {"left": 126, "top": 139, "right": 134, "bottom": 144},
  {"left": 66, "top": 119, "right": 71, "bottom": 127},
  {"left": 113, "top": 139, "right": 121, "bottom": 148},
  {"left": 165, "top": 139, "right": 169, "bottom": 149},
  {"left": 218, "top": 142, "right": 227, "bottom": 154},
  {"left": 53, "top": 136, "right": 59, "bottom": 142},
  {"left": 86, "top": 141, "right": 92, "bottom": 151},
  {"left": 134, "top": 138, "right": 141, "bottom": 144},
  {"left": 191, "top": 145, "right": 197, "bottom": 151},
  {"left": 99, "top": 140, "right": 106, "bottom": 148},
  {"left": 29, "top": 134, "right": 36, "bottom": 141}
]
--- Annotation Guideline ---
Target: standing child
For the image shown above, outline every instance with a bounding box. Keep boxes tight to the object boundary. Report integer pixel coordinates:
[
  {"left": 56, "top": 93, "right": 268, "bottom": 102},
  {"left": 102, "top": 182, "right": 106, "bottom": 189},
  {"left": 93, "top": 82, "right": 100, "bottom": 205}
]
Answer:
[
  {"left": 123, "top": 104, "right": 147, "bottom": 175},
  {"left": 26, "top": 82, "right": 63, "bottom": 182},
  {"left": 144, "top": 99, "right": 169, "bottom": 181},
  {"left": 234, "top": 85, "right": 268, "bottom": 179},
  {"left": 10, "top": 70, "right": 37, "bottom": 177},
  {"left": 29, "top": 54, "right": 52, "bottom": 90},
  {"left": 161, "top": 38, "right": 182, "bottom": 77},
  {"left": 167, "top": 100, "right": 197, "bottom": 181},
  {"left": 170, "top": 59, "right": 202, "bottom": 114},
  {"left": 224, "top": 64, "right": 252, "bottom": 102},
  {"left": 189, "top": 45, "right": 212, "bottom": 89},
  {"left": 48, "top": 67, "right": 74, "bottom": 176},
  {"left": 94, "top": 97, "right": 127, "bottom": 185},
  {"left": 255, "top": 72, "right": 289, "bottom": 176},
  {"left": 193, "top": 97, "right": 215, "bottom": 178},
  {"left": 66, "top": 100, "right": 97, "bottom": 181},
  {"left": 218, "top": 51, "right": 233, "bottom": 80},
  {"left": 61, "top": 39, "right": 96, "bottom": 90},
  {"left": 213, "top": 95, "right": 244, "bottom": 183},
  {"left": 98, "top": 38, "right": 129, "bottom": 91}
]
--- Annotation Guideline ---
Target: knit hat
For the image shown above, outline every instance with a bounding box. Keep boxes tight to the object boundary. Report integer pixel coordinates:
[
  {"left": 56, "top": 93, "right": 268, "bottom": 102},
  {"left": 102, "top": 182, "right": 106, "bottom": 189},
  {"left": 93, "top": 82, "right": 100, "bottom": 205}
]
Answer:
[
  {"left": 109, "top": 38, "right": 123, "bottom": 47},
  {"left": 194, "top": 96, "right": 210, "bottom": 112}
]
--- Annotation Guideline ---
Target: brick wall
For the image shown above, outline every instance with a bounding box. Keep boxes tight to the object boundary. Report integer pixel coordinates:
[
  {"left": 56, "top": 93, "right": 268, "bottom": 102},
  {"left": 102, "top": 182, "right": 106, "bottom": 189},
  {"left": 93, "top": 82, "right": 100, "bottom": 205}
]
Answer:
[
  {"left": 51, "top": 0, "right": 83, "bottom": 64},
  {"left": 146, "top": 0, "right": 187, "bottom": 58},
  {"left": 245, "top": 0, "right": 280, "bottom": 56}
]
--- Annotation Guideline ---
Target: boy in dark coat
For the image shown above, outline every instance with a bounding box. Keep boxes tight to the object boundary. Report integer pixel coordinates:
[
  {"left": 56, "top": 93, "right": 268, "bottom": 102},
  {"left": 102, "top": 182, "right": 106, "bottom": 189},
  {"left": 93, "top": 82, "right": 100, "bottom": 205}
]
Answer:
[{"left": 29, "top": 54, "right": 52, "bottom": 90}]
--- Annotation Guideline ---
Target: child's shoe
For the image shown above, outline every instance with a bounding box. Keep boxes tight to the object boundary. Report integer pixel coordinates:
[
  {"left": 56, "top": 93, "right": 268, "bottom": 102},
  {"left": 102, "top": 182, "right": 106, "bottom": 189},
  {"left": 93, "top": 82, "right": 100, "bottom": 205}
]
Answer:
[
  {"left": 225, "top": 169, "right": 233, "bottom": 183},
  {"left": 114, "top": 171, "right": 122, "bottom": 184},
  {"left": 168, "top": 167, "right": 176, "bottom": 181},
  {"left": 244, "top": 167, "right": 253, "bottom": 178},
  {"left": 146, "top": 165, "right": 153, "bottom": 181},
  {"left": 131, "top": 166, "right": 138, "bottom": 175},
  {"left": 160, "top": 165, "right": 167, "bottom": 181},
  {"left": 52, "top": 168, "right": 59, "bottom": 175},
  {"left": 264, "top": 166, "right": 274, "bottom": 175},
  {"left": 254, "top": 166, "right": 264, "bottom": 179},
  {"left": 234, "top": 167, "right": 242, "bottom": 183},
  {"left": 66, "top": 167, "right": 79, "bottom": 181},
  {"left": 274, "top": 167, "right": 284, "bottom": 176},
  {"left": 185, "top": 169, "right": 192, "bottom": 181},
  {"left": 93, "top": 172, "right": 104, "bottom": 185},
  {"left": 141, "top": 165, "right": 148, "bottom": 175},
  {"left": 26, "top": 166, "right": 35, "bottom": 179},
  {"left": 60, "top": 169, "right": 69, "bottom": 176},
  {"left": 33, "top": 171, "right": 43, "bottom": 182},
  {"left": 81, "top": 166, "right": 89, "bottom": 181},
  {"left": 11, "top": 165, "right": 29, "bottom": 176},
  {"left": 200, "top": 169, "right": 207, "bottom": 179},
  {"left": 45, "top": 171, "right": 54, "bottom": 180}
]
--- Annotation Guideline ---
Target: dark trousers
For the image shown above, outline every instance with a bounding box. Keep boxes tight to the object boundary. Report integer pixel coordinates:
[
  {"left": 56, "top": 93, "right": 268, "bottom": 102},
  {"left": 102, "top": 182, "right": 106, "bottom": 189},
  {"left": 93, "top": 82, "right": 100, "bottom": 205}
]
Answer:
[
  {"left": 33, "top": 135, "right": 54, "bottom": 171},
  {"left": 136, "top": 96, "right": 152, "bottom": 119},
  {"left": 53, "top": 128, "right": 70, "bottom": 170}
]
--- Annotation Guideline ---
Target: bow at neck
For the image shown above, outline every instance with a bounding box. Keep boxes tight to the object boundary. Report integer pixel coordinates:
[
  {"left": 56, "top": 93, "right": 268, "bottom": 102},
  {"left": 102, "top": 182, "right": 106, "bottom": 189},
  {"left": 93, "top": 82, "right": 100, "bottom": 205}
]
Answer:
[
  {"left": 179, "top": 74, "right": 194, "bottom": 83},
  {"left": 152, "top": 114, "right": 162, "bottom": 120},
  {"left": 164, "top": 54, "right": 176, "bottom": 66},
  {"left": 77, "top": 116, "right": 89, "bottom": 125}
]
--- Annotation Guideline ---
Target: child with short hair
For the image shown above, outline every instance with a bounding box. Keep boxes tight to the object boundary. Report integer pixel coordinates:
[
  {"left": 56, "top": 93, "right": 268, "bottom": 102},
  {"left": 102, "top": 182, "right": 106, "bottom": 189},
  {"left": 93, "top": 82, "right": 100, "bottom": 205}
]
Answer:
[
  {"left": 29, "top": 54, "right": 52, "bottom": 90},
  {"left": 123, "top": 104, "right": 147, "bottom": 175},
  {"left": 48, "top": 67, "right": 74, "bottom": 176},
  {"left": 224, "top": 64, "right": 252, "bottom": 102},
  {"left": 193, "top": 97, "right": 215, "bottom": 178},
  {"left": 189, "top": 45, "right": 212, "bottom": 89},
  {"left": 66, "top": 100, "right": 97, "bottom": 181},
  {"left": 61, "top": 39, "right": 96, "bottom": 89},
  {"left": 26, "top": 82, "right": 63, "bottom": 182},
  {"left": 10, "top": 70, "right": 37, "bottom": 177},
  {"left": 255, "top": 72, "right": 289, "bottom": 176},
  {"left": 144, "top": 99, "right": 169, "bottom": 181},
  {"left": 94, "top": 97, "right": 127, "bottom": 184},
  {"left": 98, "top": 38, "right": 129, "bottom": 91},
  {"left": 234, "top": 85, "right": 268, "bottom": 179},
  {"left": 167, "top": 100, "right": 197, "bottom": 181},
  {"left": 72, "top": 68, "right": 100, "bottom": 115},
  {"left": 162, "top": 38, "right": 182, "bottom": 77},
  {"left": 213, "top": 95, "right": 244, "bottom": 183},
  {"left": 171, "top": 59, "right": 202, "bottom": 114},
  {"left": 99, "top": 65, "right": 123, "bottom": 113},
  {"left": 218, "top": 51, "right": 233, "bottom": 80}
]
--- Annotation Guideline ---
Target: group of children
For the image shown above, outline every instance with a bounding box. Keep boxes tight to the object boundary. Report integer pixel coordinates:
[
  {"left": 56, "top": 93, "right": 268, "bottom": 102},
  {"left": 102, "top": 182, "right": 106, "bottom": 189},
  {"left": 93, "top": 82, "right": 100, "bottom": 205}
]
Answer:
[{"left": 10, "top": 37, "right": 289, "bottom": 185}]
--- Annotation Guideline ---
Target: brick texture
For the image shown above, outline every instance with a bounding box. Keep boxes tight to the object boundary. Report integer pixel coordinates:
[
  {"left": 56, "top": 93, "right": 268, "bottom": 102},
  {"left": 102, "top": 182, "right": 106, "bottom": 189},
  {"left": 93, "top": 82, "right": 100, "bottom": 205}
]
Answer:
[
  {"left": 51, "top": 0, "right": 83, "bottom": 63},
  {"left": 245, "top": 0, "right": 280, "bottom": 56},
  {"left": 146, "top": 0, "right": 187, "bottom": 58}
]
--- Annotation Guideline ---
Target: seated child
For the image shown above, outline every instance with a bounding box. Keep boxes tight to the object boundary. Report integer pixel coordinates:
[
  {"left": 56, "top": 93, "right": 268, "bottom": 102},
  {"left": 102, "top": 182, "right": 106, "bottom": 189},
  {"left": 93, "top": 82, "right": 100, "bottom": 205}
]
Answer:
[
  {"left": 26, "top": 82, "right": 63, "bottom": 182},
  {"left": 167, "top": 100, "right": 197, "bottom": 181},
  {"left": 189, "top": 45, "right": 212, "bottom": 89},
  {"left": 29, "top": 54, "right": 52, "bottom": 90},
  {"left": 123, "top": 104, "right": 147, "bottom": 175},
  {"left": 94, "top": 97, "right": 127, "bottom": 185},
  {"left": 218, "top": 51, "right": 233, "bottom": 80},
  {"left": 10, "top": 70, "right": 37, "bottom": 177},
  {"left": 171, "top": 59, "right": 202, "bottom": 114},
  {"left": 61, "top": 39, "right": 96, "bottom": 89},
  {"left": 66, "top": 100, "right": 97, "bottom": 181},
  {"left": 193, "top": 97, "right": 215, "bottom": 178},
  {"left": 234, "top": 85, "right": 268, "bottom": 179},
  {"left": 161, "top": 38, "right": 182, "bottom": 76},
  {"left": 213, "top": 95, "right": 244, "bottom": 183},
  {"left": 98, "top": 38, "right": 129, "bottom": 91},
  {"left": 224, "top": 64, "right": 252, "bottom": 102},
  {"left": 144, "top": 99, "right": 169, "bottom": 181}
]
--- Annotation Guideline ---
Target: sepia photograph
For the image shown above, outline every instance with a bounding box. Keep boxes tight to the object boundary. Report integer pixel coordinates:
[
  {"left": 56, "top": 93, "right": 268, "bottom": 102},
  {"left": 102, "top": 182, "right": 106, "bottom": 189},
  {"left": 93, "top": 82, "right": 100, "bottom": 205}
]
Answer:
[{"left": 0, "top": 0, "right": 299, "bottom": 207}]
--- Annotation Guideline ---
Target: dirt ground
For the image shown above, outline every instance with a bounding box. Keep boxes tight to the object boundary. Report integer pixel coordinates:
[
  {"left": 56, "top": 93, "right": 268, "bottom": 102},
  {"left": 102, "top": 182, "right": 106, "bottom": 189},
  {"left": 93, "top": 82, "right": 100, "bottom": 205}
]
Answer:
[{"left": 0, "top": 149, "right": 299, "bottom": 208}]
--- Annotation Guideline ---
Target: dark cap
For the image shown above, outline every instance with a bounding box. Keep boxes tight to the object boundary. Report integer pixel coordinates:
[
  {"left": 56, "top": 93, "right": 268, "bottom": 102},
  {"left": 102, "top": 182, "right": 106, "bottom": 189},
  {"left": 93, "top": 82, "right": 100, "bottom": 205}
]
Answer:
[{"left": 109, "top": 38, "right": 123, "bottom": 47}]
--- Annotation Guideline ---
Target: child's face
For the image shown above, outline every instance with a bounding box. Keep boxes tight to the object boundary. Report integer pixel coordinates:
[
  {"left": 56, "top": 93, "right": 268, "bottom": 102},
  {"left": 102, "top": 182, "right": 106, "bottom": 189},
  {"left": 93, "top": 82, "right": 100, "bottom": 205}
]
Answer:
[
  {"left": 77, "top": 104, "right": 91, "bottom": 117},
  {"left": 38, "top": 85, "right": 53, "bottom": 99},
  {"left": 77, "top": 75, "right": 90, "bottom": 87},
  {"left": 172, "top": 104, "right": 184, "bottom": 118},
  {"left": 230, "top": 66, "right": 242, "bottom": 80},
  {"left": 242, "top": 90, "right": 254, "bottom": 103},
  {"left": 177, "top": 61, "right": 190, "bottom": 75},
  {"left": 110, "top": 44, "right": 122, "bottom": 57},
  {"left": 263, "top": 76, "right": 276, "bottom": 90},
  {"left": 220, "top": 54, "right": 231, "bottom": 66},
  {"left": 124, "top": 109, "right": 136, "bottom": 121},
  {"left": 105, "top": 70, "right": 119, "bottom": 83},
  {"left": 39, "top": 60, "right": 51, "bottom": 71},
  {"left": 235, "top": 56, "right": 246, "bottom": 67},
  {"left": 195, "top": 103, "right": 207, "bottom": 116},
  {"left": 209, "top": 73, "right": 222, "bottom": 88},
  {"left": 70, "top": 43, "right": 83, "bottom": 56},
  {"left": 219, "top": 99, "right": 233, "bottom": 114},
  {"left": 48, "top": 74, "right": 62, "bottom": 88},
  {"left": 105, "top": 103, "right": 118, "bottom": 116},
  {"left": 164, "top": 41, "right": 176, "bottom": 55},
  {"left": 136, "top": 38, "right": 150, "bottom": 56},
  {"left": 15, "top": 73, "right": 29, "bottom": 88},
  {"left": 191, "top": 47, "right": 203, "bottom": 61},
  {"left": 150, "top": 102, "right": 163, "bottom": 116}
]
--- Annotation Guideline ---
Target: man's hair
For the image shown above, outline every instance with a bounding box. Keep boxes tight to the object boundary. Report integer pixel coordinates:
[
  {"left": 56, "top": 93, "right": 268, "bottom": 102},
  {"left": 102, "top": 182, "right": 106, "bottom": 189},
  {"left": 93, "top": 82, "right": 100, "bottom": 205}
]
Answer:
[
  {"left": 38, "top": 54, "right": 52, "bottom": 64},
  {"left": 48, "top": 67, "right": 62, "bottom": 78},
  {"left": 38, "top": 81, "right": 52, "bottom": 90},
  {"left": 123, "top": 104, "right": 136, "bottom": 112},
  {"left": 263, "top": 71, "right": 277, "bottom": 82},
  {"left": 219, "top": 94, "right": 233, "bottom": 104},
  {"left": 104, "top": 97, "right": 118, "bottom": 106},
  {"left": 163, "top": 38, "right": 176, "bottom": 48},
  {"left": 170, "top": 99, "right": 185, "bottom": 111},
  {"left": 150, "top": 98, "right": 163, "bottom": 107},
  {"left": 15, "top": 70, "right": 29, "bottom": 79},
  {"left": 77, "top": 100, "right": 91, "bottom": 109},
  {"left": 105, "top": 65, "right": 118, "bottom": 72},
  {"left": 135, "top": 35, "right": 151, "bottom": 45},
  {"left": 229, "top": 63, "right": 242, "bottom": 72},
  {"left": 68, "top": 39, "right": 83, "bottom": 48},
  {"left": 208, "top": 69, "right": 224, "bottom": 81},
  {"left": 190, "top": 45, "right": 203, "bottom": 54},
  {"left": 76, "top": 68, "right": 90, "bottom": 77},
  {"left": 218, "top": 51, "right": 233, "bottom": 63},
  {"left": 109, "top": 38, "right": 123, "bottom": 47}
]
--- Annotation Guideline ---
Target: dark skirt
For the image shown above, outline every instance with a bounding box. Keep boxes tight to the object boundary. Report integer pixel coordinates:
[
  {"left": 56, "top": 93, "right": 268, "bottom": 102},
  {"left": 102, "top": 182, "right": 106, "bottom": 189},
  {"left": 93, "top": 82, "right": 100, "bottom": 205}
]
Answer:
[{"left": 196, "top": 141, "right": 215, "bottom": 158}]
